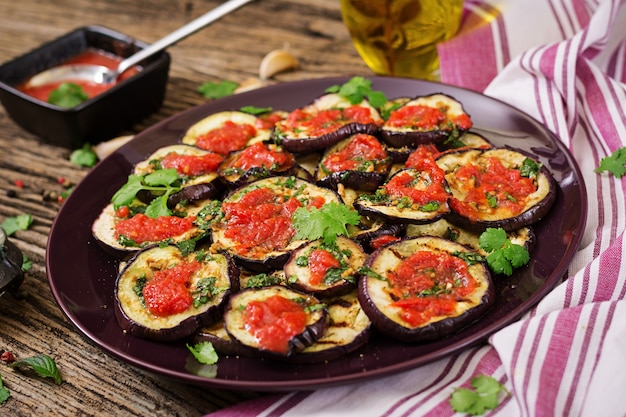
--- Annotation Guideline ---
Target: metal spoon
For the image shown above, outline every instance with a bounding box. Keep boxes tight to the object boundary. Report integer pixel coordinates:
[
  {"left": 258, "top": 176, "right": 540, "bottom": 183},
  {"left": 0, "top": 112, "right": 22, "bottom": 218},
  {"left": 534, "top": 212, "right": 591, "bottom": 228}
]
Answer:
[{"left": 27, "top": 0, "right": 255, "bottom": 88}]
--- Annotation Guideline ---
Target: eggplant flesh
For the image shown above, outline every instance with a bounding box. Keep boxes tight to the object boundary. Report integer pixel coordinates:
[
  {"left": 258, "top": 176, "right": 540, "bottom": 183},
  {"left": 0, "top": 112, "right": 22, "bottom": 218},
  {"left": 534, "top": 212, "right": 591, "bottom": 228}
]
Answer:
[
  {"left": 223, "top": 285, "right": 328, "bottom": 357},
  {"left": 358, "top": 236, "right": 494, "bottom": 342},
  {"left": 436, "top": 148, "right": 557, "bottom": 232},
  {"left": 284, "top": 236, "right": 366, "bottom": 298},
  {"left": 115, "top": 245, "right": 239, "bottom": 342},
  {"left": 273, "top": 93, "right": 384, "bottom": 153}
]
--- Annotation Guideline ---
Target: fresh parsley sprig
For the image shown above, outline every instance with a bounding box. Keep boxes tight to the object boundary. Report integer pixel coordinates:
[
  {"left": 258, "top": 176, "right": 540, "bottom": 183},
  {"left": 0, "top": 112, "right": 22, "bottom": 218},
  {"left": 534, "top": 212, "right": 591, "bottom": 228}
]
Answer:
[
  {"left": 292, "top": 201, "right": 360, "bottom": 246},
  {"left": 47, "top": 82, "right": 89, "bottom": 108},
  {"left": 450, "top": 374, "right": 509, "bottom": 415},
  {"left": 595, "top": 146, "right": 626, "bottom": 178},
  {"left": 326, "top": 76, "right": 388, "bottom": 109},
  {"left": 479, "top": 228, "right": 530, "bottom": 276},
  {"left": 186, "top": 341, "right": 218, "bottom": 365},
  {"left": 111, "top": 169, "right": 181, "bottom": 218}
]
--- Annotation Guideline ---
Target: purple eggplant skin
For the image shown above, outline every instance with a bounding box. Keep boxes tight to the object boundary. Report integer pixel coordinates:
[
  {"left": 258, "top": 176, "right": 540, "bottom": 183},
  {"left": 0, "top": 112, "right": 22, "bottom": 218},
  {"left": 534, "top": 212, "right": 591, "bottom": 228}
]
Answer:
[
  {"left": 284, "top": 291, "right": 372, "bottom": 364},
  {"left": 349, "top": 219, "right": 406, "bottom": 253},
  {"left": 223, "top": 285, "right": 328, "bottom": 358},
  {"left": 284, "top": 236, "right": 366, "bottom": 299},
  {"left": 357, "top": 236, "right": 495, "bottom": 343},
  {"left": 114, "top": 245, "right": 240, "bottom": 342},
  {"left": 316, "top": 171, "right": 388, "bottom": 192},
  {"left": 437, "top": 148, "right": 558, "bottom": 233},
  {"left": 167, "top": 178, "right": 225, "bottom": 208},
  {"left": 193, "top": 320, "right": 257, "bottom": 357},
  {"left": 277, "top": 122, "right": 381, "bottom": 154}
]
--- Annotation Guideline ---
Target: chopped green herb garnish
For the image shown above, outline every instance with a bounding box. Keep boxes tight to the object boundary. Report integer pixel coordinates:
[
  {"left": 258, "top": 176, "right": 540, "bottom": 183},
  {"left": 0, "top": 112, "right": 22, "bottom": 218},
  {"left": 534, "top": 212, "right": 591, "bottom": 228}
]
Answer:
[
  {"left": 240, "top": 105, "right": 273, "bottom": 115},
  {"left": 519, "top": 157, "right": 541, "bottom": 178},
  {"left": 325, "top": 76, "right": 387, "bottom": 109},
  {"left": 47, "top": 82, "right": 89, "bottom": 108}
]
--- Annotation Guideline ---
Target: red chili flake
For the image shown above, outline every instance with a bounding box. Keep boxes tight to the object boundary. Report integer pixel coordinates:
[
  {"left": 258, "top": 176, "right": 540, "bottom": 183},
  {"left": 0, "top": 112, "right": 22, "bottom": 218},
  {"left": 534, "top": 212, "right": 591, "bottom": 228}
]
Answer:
[
  {"left": 14, "top": 179, "right": 24, "bottom": 188},
  {"left": 1, "top": 351, "right": 15, "bottom": 363}
]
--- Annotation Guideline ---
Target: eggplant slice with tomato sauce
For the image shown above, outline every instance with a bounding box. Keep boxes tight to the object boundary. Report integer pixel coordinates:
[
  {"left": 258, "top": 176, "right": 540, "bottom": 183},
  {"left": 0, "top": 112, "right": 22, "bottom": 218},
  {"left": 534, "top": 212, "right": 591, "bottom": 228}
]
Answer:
[
  {"left": 358, "top": 236, "right": 494, "bottom": 343},
  {"left": 315, "top": 133, "right": 392, "bottom": 192},
  {"left": 211, "top": 176, "right": 342, "bottom": 272},
  {"left": 436, "top": 148, "right": 557, "bottom": 233},
  {"left": 284, "top": 236, "right": 367, "bottom": 298},
  {"left": 223, "top": 285, "right": 328, "bottom": 358},
  {"left": 217, "top": 142, "right": 297, "bottom": 187},
  {"left": 380, "top": 93, "right": 473, "bottom": 149},
  {"left": 115, "top": 244, "right": 240, "bottom": 342},
  {"left": 272, "top": 93, "right": 384, "bottom": 153}
]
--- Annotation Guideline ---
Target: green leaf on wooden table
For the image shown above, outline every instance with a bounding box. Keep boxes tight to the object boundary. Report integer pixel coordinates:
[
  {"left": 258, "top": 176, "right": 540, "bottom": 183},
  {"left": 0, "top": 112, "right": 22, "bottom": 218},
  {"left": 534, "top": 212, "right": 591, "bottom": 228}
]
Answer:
[
  {"left": 8, "top": 354, "right": 63, "bottom": 385},
  {"left": 198, "top": 80, "right": 239, "bottom": 99},
  {"left": 1, "top": 214, "right": 33, "bottom": 236},
  {"left": 70, "top": 143, "right": 98, "bottom": 167},
  {"left": 0, "top": 374, "right": 10, "bottom": 404}
]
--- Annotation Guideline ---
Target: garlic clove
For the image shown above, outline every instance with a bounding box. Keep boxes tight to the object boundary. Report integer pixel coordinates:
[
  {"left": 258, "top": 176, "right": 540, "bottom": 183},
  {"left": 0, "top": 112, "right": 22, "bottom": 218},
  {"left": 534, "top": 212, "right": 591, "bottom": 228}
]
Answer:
[{"left": 259, "top": 49, "right": 299, "bottom": 80}]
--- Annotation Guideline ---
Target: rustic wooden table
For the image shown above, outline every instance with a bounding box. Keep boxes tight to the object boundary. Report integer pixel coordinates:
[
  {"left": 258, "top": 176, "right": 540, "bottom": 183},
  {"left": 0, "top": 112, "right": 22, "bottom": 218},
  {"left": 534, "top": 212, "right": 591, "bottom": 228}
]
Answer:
[{"left": 0, "top": 1, "right": 371, "bottom": 415}]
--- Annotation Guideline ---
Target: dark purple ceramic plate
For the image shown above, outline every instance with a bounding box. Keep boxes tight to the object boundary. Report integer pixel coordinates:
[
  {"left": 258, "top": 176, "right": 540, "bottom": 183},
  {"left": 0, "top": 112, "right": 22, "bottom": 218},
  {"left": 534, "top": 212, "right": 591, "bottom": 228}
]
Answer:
[{"left": 46, "top": 76, "right": 586, "bottom": 391}]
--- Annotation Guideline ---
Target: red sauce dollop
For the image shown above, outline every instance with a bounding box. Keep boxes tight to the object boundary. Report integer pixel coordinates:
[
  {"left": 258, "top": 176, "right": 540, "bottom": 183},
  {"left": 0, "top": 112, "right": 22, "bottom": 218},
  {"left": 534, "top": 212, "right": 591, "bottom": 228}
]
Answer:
[
  {"left": 387, "top": 105, "right": 472, "bottom": 131},
  {"left": 115, "top": 213, "right": 195, "bottom": 244},
  {"left": 143, "top": 261, "right": 200, "bottom": 317},
  {"left": 449, "top": 157, "right": 537, "bottom": 221},
  {"left": 161, "top": 152, "right": 223, "bottom": 176},
  {"left": 308, "top": 249, "right": 341, "bottom": 285},
  {"left": 282, "top": 105, "right": 381, "bottom": 137},
  {"left": 221, "top": 187, "right": 302, "bottom": 257},
  {"left": 244, "top": 295, "right": 308, "bottom": 353},
  {"left": 19, "top": 48, "right": 140, "bottom": 103},
  {"left": 388, "top": 250, "right": 475, "bottom": 327},
  {"left": 229, "top": 142, "right": 294, "bottom": 171},
  {"left": 322, "top": 134, "right": 387, "bottom": 172},
  {"left": 384, "top": 167, "right": 449, "bottom": 206},
  {"left": 195, "top": 121, "right": 257, "bottom": 155}
]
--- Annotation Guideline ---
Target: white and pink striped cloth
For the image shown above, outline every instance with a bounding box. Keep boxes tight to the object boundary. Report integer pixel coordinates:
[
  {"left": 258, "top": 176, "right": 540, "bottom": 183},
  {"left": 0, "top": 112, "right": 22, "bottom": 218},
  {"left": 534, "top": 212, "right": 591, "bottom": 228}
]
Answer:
[{"left": 208, "top": 0, "right": 626, "bottom": 415}]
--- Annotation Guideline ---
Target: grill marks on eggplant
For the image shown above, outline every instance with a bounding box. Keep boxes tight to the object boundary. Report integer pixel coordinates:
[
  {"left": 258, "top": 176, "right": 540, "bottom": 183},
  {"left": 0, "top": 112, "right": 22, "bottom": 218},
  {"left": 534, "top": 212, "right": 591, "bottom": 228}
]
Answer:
[{"left": 93, "top": 87, "right": 558, "bottom": 362}]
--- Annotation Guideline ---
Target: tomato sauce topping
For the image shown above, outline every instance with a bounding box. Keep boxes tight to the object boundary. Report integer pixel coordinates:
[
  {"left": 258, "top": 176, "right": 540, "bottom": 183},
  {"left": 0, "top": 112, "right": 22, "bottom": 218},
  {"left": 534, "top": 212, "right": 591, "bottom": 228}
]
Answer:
[
  {"left": 161, "top": 152, "right": 223, "bottom": 176},
  {"left": 308, "top": 249, "right": 341, "bottom": 286},
  {"left": 143, "top": 261, "right": 201, "bottom": 317},
  {"left": 386, "top": 105, "right": 472, "bottom": 131},
  {"left": 387, "top": 250, "right": 476, "bottom": 327},
  {"left": 281, "top": 105, "right": 381, "bottom": 137},
  {"left": 221, "top": 187, "right": 302, "bottom": 257},
  {"left": 255, "top": 112, "right": 285, "bottom": 130},
  {"left": 229, "top": 142, "right": 294, "bottom": 171},
  {"left": 384, "top": 167, "right": 449, "bottom": 206},
  {"left": 244, "top": 295, "right": 308, "bottom": 353},
  {"left": 195, "top": 121, "right": 257, "bottom": 155},
  {"left": 449, "top": 157, "right": 537, "bottom": 221},
  {"left": 405, "top": 144, "right": 441, "bottom": 170},
  {"left": 115, "top": 213, "right": 196, "bottom": 244},
  {"left": 322, "top": 134, "right": 388, "bottom": 173},
  {"left": 19, "top": 48, "right": 140, "bottom": 102}
]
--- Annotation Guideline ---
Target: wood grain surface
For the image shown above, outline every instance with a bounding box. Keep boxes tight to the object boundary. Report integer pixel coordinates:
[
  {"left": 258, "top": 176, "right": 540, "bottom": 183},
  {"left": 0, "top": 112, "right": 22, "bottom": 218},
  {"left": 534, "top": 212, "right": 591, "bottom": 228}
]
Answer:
[{"left": 0, "top": 1, "right": 371, "bottom": 415}]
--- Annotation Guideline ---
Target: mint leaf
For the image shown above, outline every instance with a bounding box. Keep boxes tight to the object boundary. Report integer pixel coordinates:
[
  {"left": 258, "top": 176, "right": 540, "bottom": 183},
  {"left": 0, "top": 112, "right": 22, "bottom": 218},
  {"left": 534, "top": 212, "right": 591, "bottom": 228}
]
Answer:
[
  {"left": 8, "top": 354, "right": 62, "bottom": 385},
  {"left": 186, "top": 342, "right": 218, "bottom": 365}
]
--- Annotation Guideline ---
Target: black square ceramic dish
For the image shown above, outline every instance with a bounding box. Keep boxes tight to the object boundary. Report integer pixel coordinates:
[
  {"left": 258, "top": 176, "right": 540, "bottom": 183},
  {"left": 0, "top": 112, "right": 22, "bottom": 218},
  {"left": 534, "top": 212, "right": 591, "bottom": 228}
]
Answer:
[{"left": 0, "top": 25, "right": 170, "bottom": 149}]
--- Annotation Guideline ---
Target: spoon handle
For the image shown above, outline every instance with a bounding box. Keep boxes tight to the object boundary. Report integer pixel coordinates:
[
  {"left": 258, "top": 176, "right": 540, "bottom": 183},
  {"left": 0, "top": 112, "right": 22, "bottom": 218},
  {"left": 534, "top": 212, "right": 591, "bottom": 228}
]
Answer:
[{"left": 117, "top": 0, "right": 256, "bottom": 75}]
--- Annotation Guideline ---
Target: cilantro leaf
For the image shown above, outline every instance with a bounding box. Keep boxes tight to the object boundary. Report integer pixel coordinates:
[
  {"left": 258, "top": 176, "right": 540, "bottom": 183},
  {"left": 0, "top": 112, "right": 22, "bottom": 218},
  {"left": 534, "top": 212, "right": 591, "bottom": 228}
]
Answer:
[
  {"left": 0, "top": 375, "right": 9, "bottom": 404},
  {"left": 198, "top": 80, "right": 239, "bottom": 99},
  {"left": 8, "top": 354, "right": 63, "bottom": 385},
  {"left": 326, "top": 76, "right": 388, "bottom": 108},
  {"left": 450, "top": 375, "right": 508, "bottom": 415},
  {"left": 47, "top": 82, "right": 89, "bottom": 108},
  {"left": 595, "top": 146, "right": 626, "bottom": 178},
  {"left": 1, "top": 214, "right": 33, "bottom": 236},
  {"left": 111, "top": 169, "right": 181, "bottom": 216},
  {"left": 292, "top": 202, "right": 360, "bottom": 245},
  {"left": 70, "top": 143, "right": 98, "bottom": 167},
  {"left": 240, "top": 105, "right": 273, "bottom": 115},
  {"left": 479, "top": 228, "right": 530, "bottom": 276},
  {"left": 186, "top": 342, "right": 218, "bottom": 365}
]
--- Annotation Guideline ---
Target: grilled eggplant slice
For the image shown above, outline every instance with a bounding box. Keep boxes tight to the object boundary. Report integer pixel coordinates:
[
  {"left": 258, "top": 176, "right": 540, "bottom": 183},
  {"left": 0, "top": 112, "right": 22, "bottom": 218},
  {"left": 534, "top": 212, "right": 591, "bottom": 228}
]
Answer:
[
  {"left": 315, "top": 133, "right": 391, "bottom": 192},
  {"left": 181, "top": 111, "right": 270, "bottom": 155},
  {"left": 223, "top": 285, "right": 328, "bottom": 357},
  {"left": 284, "top": 236, "right": 366, "bottom": 298},
  {"left": 380, "top": 94, "right": 472, "bottom": 148},
  {"left": 354, "top": 166, "right": 450, "bottom": 224},
  {"left": 115, "top": 245, "right": 239, "bottom": 341},
  {"left": 405, "top": 218, "right": 536, "bottom": 256},
  {"left": 288, "top": 291, "right": 371, "bottom": 363},
  {"left": 273, "top": 93, "right": 383, "bottom": 153},
  {"left": 211, "top": 176, "right": 342, "bottom": 271},
  {"left": 358, "top": 236, "right": 494, "bottom": 342},
  {"left": 217, "top": 142, "right": 296, "bottom": 187},
  {"left": 436, "top": 148, "right": 557, "bottom": 232},
  {"left": 194, "top": 320, "right": 256, "bottom": 357}
]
